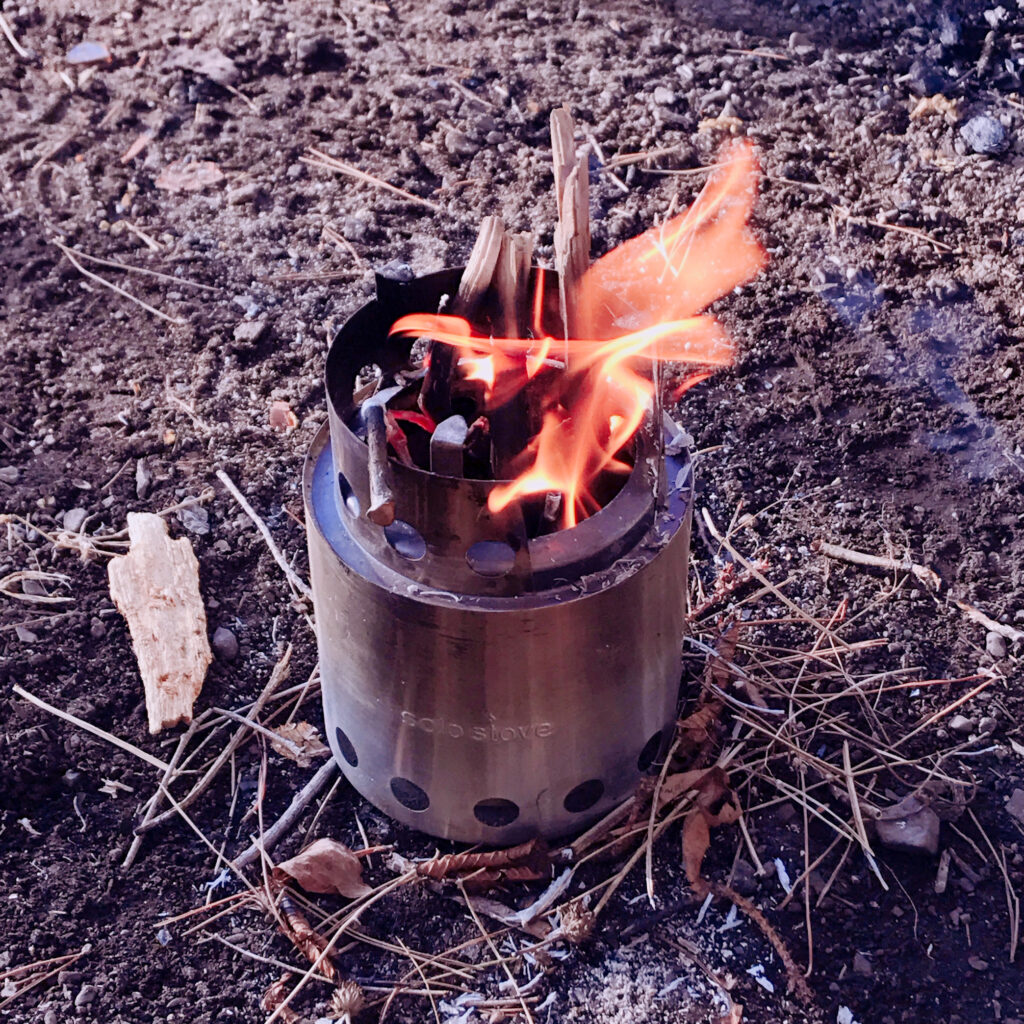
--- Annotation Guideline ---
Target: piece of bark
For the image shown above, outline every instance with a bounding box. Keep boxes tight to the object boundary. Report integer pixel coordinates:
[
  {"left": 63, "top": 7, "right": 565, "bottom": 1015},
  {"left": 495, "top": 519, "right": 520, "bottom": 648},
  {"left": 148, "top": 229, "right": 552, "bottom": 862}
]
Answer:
[
  {"left": 364, "top": 404, "right": 395, "bottom": 526},
  {"left": 107, "top": 513, "right": 211, "bottom": 734}
]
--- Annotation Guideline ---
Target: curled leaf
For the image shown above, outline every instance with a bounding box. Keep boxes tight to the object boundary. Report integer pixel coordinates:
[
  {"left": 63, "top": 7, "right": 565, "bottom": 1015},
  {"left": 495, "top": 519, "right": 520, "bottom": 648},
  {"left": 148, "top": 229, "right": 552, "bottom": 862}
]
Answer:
[
  {"left": 274, "top": 838, "right": 371, "bottom": 899},
  {"left": 270, "top": 721, "right": 329, "bottom": 767}
]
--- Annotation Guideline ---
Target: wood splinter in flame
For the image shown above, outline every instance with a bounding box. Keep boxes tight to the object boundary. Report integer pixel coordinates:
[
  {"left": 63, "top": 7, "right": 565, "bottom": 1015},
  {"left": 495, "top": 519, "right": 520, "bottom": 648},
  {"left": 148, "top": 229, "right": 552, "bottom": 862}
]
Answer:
[{"left": 390, "top": 140, "right": 767, "bottom": 528}]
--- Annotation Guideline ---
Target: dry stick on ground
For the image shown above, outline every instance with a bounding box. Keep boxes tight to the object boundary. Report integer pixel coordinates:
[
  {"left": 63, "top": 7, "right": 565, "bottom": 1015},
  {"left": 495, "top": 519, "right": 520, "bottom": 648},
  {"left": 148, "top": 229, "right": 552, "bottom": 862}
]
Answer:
[
  {"left": 59, "top": 245, "right": 219, "bottom": 292},
  {"left": 123, "top": 716, "right": 204, "bottom": 868},
  {"left": 215, "top": 470, "right": 313, "bottom": 599},
  {"left": 0, "top": 12, "right": 29, "bottom": 58},
  {"left": 12, "top": 683, "right": 170, "bottom": 771},
  {"left": 53, "top": 241, "right": 185, "bottom": 325},
  {"left": 301, "top": 148, "right": 442, "bottom": 212},
  {"left": 136, "top": 645, "right": 293, "bottom": 834},
  {"left": 235, "top": 757, "right": 338, "bottom": 870},
  {"left": 812, "top": 538, "right": 942, "bottom": 591},
  {"left": 951, "top": 597, "right": 1024, "bottom": 644}
]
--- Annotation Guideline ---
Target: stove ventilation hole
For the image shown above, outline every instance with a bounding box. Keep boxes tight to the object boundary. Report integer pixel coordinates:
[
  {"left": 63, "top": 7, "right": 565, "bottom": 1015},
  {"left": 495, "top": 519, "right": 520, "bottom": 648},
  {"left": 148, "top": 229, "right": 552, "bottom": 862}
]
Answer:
[
  {"left": 383, "top": 520, "right": 427, "bottom": 560},
  {"left": 473, "top": 797, "right": 520, "bottom": 827},
  {"left": 466, "top": 541, "right": 516, "bottom": 578},
  {"left": 390, "top": 776, "right": 430, "bottom": 811},
  {"left": 334, "top": 726, "right": 359, "bottom": 767},
  {"left": 563, "top": 778, "right": 605, "bottom": 814},
  {"left": 637, "top": 728, "right": 667, "bottom": 773},
  {"left": 336, "top": 472, "right": 360, "bottom": 516}
]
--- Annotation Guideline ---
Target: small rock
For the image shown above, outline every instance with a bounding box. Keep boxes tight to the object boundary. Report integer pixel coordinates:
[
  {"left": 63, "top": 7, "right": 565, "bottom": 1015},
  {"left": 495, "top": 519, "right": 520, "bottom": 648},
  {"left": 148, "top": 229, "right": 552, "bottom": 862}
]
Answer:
[
  {"left": 63, "top": 508, "right": 88, "bottom": 533},
  {"left": 653, "top": 86, "right": 676, "bottom": 106},
  {"left": 227, "top": 181, "right": 261, "bottom": 205},
  {"left": 960, "top": 115, "right": 1008, "bottom": 155},
  {"left": 985, "top": 631, "right": 1007, "bottom": 659},
  {"left": 949, "top": 714, "right": 973, "bottom": 735},
  {"left": 731, "top": 859, "right": 759, "bottom": 896},
  {"left": 74, "top": 984, "right": 97, "bottom": 1008},
  {"left": 444, "top": 129, "right": 480, "bottom": 158},
  {"left": 0, "top": 466, "right": 19, "bottom": 484},
  {"left": 211, "top": 626, "right": 239, "bottom": 662},
  {"left": 90, "top": 618, "right": 106, "bottom": 639},
  {"left": 875, "top": 794, "right": 941, "bottom": 856},
  {"left": 938, "top": 10, "right": 962, "bottom": 46},
  {"left": 67, "top": 41, "right": 110, "bottom": 65},
  {"left": 787, "top": 31, "right": 814, "bottom": 56},
  {"left": 233, "top": 319, "right": 268, "bottom": 344},
  {"left": 135, "top": 459, "right": 153, "bottom": 500},
  {"left": 22, "top": 578, "right": 47, "bottom": 597},
  {"left": 378, "top": 260, "right": 414, "bottom": 282},
  {"left": 853, "top": 952, "right": 872, "bottom": 977},
  {"left": 176, "top": 504, "right": 210, "bottom": 536},
  {"left": 44, "top": 1008, "right": 58, "bottom": 1024},
  {"left": 15, "top": 625, "right": 38, "bottom": 644},
  {"left": 978, "top": 715, "right": 998, "bottom": 734},
  {"left": 1006, "top": 788, "right": 1024, "bottom": 825},
  {"left": 907, "top": 58, "right": 946, "bottom": 97},
  {"left": 296, "top": 36, "right": 344, "bottom": 72},
  {"left": 59, "top": 970, "right": 85, "bottom": 986},
  {"left": 967, "top": 955, "right": 988, "bottom": 971}
]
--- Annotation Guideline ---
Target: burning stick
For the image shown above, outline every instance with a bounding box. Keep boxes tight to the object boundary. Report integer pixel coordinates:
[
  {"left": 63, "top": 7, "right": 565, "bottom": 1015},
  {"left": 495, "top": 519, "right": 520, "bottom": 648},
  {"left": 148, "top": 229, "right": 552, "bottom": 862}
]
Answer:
[
  {"left": 364, "top": 404, "right": 395, "bottom": 526},
  {"left": 419, "top": 216, "right": 505, "bottom": 421}
]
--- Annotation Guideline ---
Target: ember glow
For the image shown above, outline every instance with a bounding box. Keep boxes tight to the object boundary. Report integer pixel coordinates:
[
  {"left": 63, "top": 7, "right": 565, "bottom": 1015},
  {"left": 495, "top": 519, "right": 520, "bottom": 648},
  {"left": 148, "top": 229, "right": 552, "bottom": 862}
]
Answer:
[{"left": 390, "top": 141, "right": 767, "bottom": 527}]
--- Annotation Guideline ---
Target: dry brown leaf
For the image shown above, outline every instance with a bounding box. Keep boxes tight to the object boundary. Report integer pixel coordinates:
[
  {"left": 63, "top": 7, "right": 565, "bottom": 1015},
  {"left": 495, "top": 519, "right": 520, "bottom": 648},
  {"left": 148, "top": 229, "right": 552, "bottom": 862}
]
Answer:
[
  {"left": 270, "top": 721, "right": 329, "bottom": 767},
  {"left": 682, "top": 810, "right": 712, "bottom": 890},
  {"left": 155, "top": 159, "right": 225, "bottom": 193},
  {"left": 274, "top": 838, "right": 372, "bottom": 899}
]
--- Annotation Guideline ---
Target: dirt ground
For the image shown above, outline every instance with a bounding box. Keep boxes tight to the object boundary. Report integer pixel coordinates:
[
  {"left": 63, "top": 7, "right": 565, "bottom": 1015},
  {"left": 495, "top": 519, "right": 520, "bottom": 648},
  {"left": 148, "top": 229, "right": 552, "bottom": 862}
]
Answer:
[{"left": 2, "top": 0, "right": 1024, "bottom": 1022}]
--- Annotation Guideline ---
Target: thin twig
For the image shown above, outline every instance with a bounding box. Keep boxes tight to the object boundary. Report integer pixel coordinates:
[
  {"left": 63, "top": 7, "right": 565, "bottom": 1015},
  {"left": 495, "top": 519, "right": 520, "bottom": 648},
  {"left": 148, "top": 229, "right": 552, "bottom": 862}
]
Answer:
[
  {"left": 12, "top": 683, "right": 170, "bottom": 771},
  {"left": 812, "top": 538, "right": 942, "bottom": 591},
  {"left": 302, "top": 148, "right": 442, "bottom": 212},
  {"left": 235, "top": 758, "right": 338, "bottom": 870},
  {"left": 53, "top": 241, "right": 185, "bottom": 325},
  {"left": 59, "top": 245, "right": 219, "bottom": 292},
  {"left": 215, "top": 470, "right": 313, "bottom": 599},
  {"left": 951, "top": 597, "right": 1024, "bottom": 644},
  {"left": 0, "top": 12, "right": 29, "bottom": 58}
]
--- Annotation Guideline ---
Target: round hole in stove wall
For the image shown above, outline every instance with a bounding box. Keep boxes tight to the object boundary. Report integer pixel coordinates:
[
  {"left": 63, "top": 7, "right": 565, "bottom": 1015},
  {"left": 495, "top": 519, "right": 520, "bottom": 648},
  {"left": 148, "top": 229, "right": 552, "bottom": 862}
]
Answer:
[
  {"left": 384, "top": 520, "right": 426, "bottom": 560},
  {"left": 390, "top": 776, "right": 430, "bottom": 811},
  {"left": 563, "top": 778, "right": 605, "bottom": 813},
  {"left": 466, "top": 541, "right": 516, "bottom": 577},
  {"left": 473, "top": 797, "right": 520, "bottom": 827},
  {"left": 637, "top": 728, "right": 667, "bottom": 773},
  {"left": 336, "top": 472, "right": 361, "bottom": 517},
  {"left": 334, "top": 726, "right": 358, "bottom": 767}
]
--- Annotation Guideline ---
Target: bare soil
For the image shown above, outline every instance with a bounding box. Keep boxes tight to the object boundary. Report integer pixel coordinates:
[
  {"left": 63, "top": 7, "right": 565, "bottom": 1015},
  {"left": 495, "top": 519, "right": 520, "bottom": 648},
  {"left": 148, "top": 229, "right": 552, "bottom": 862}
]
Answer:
[{"left": 2, "top": 2, "right": 1023, "bottom": 1023}]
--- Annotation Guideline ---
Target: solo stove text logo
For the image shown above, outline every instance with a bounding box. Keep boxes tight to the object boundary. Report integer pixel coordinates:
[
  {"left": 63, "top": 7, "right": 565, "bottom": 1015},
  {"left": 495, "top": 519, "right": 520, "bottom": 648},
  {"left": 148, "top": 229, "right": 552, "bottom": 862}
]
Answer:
[{"left": 401, "top": 711, "right": 553, "bottom": 742}]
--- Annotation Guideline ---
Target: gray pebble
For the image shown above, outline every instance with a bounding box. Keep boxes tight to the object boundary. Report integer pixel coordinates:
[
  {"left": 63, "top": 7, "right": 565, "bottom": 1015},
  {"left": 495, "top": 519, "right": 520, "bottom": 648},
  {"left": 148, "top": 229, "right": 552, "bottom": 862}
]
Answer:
[
  {"left": 22, "top": 577, "right": 47, "bottom": 597},
  {"left": 63, "top": 508, "right": 88, "bottom": 533},
  {"left": 788, "top": 31, "right": 814, "bottom": 56},
  {"left": 960, "top": 115, "right": 1008, "bottom": 155},
  {"left": 44, "top": 1009, "right": 58, "bottom": 1024},
  {"left": 985, "top": 631, "right": 1007, "bottom": 659},
  {"left": 135, "top": 459, "right": 153, "bottom": 500},
  {"left": 15, "top": 625, "right": 38, "bottom": 644},
  {"left": 949, "top": 713, "right": 973, "bottom": 735},
  {"left": 853, "top": 952, "right": 873, "bottom": 977},
  {"left": 978, "top": 715, "right": 998, "bottom": 734},
  {"left": 233, "top": 319, "right": 268, "bottom": 344},
  {"left": 0, "top": 466, "right": 19, "bottom": 484},
  {"left": 74, "top": 984, "right": 97, "bottom": 1008},
  {"left": 227, "top": 181, "right": 261, "bottom": 205},
  {"left": 90, "top": 618, "right": 106, "bottom": 639},
  {"left": 211, "top": 625, "right": 239, "bottom": 661},
  {"left": 653, "top": 86, "right": 676, "bottom": 106},
  {"left": 444, "top": 129, "right": 480, "bottom": 157},
  {"left": 177, "top": 505, "right": 210, "bottom": 536}
]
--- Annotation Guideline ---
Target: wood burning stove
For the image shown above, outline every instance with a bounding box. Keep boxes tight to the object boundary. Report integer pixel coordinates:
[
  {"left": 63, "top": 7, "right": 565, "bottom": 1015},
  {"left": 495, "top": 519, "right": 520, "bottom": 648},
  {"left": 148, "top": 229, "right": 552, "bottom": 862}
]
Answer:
[{"left": 304, "top": 268, "right": 694, "bottom": 843}]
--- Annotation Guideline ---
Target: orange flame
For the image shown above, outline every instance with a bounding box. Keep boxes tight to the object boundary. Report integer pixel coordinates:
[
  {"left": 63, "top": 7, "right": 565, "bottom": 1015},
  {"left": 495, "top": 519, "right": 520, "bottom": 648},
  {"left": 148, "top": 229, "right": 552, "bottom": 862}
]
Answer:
[{"left": 390, "top": 141, "right": 766, "bottom": 527}]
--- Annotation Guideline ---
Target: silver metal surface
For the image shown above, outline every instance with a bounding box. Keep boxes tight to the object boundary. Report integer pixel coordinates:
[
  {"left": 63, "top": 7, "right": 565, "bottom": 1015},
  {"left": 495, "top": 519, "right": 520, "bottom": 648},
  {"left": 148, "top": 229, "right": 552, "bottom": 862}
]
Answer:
[{"left": 305, "top": 423, "right": 692, "bottom": 843}]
